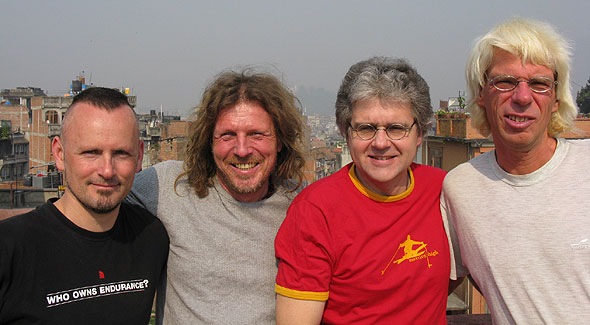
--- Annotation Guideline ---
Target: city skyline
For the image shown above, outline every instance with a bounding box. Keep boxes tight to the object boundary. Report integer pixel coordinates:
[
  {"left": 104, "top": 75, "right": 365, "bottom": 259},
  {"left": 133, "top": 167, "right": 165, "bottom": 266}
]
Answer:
[{"left": 1, "top": 1, "right": 588, "bottom": 117}]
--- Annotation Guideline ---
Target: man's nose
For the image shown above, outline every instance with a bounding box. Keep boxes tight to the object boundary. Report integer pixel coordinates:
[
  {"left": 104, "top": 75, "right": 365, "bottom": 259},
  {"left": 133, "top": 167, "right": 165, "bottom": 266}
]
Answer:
[
  {"left": 511, "top": 81, "right": 534, "bottom": 106},
  {"left": 234, "top": 135, "right": 253, "bottom": 157},
  {"left": 371, "top": 128, "right": 390, "bottom": 150},
  {"left": 97, "top": 155, "right": 115, "bottom": 179}
]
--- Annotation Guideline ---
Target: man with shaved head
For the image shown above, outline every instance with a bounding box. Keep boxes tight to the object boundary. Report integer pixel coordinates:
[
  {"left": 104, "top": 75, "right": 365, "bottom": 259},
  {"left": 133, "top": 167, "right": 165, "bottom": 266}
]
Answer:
[{"left": 0, "top": 87, "right": 169, "bottom": 323}]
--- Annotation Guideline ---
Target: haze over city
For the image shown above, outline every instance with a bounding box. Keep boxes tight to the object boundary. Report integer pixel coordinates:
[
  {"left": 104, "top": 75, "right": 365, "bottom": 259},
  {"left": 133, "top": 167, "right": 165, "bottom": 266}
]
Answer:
[{"left": 2, "top": 0, "right": 589, "bottom": 116}]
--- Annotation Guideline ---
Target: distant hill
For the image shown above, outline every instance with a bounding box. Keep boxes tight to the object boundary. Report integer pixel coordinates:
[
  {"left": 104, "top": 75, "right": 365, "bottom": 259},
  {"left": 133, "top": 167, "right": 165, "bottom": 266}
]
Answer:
[{"left": 294, "top": 86, "right": 336, "bottom": 117}]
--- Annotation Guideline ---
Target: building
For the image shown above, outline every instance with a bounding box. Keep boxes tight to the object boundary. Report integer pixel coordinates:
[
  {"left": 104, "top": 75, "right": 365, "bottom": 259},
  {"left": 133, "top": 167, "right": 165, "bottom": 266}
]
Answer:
[
  {"left": 137, "top": 109, "right": 188, "bottom": 168},
  {"left": 26, "top": 80, "right": 137, "bottom": 175},
  {"left": 0, "top": 132, "right": 29, "bottom": 182}
]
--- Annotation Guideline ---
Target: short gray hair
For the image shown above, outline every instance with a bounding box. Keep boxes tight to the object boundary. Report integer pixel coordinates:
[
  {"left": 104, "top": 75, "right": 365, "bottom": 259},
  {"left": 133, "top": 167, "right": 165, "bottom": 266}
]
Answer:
[{"left": 335, "top": 57, "right": 432, "bottom": 137}]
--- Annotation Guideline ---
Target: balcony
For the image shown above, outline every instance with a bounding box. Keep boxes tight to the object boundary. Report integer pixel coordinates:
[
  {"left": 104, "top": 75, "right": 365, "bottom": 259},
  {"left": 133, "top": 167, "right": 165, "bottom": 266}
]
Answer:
[{"left": 436, "top": 114, "right": 486, "bottom": 139}]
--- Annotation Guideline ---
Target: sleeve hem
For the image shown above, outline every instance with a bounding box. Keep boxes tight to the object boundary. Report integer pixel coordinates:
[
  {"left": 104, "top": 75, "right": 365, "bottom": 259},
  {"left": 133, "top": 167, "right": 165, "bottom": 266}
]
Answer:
[{"left": 275, "top": 284, "right": 329, "bottom": 301}]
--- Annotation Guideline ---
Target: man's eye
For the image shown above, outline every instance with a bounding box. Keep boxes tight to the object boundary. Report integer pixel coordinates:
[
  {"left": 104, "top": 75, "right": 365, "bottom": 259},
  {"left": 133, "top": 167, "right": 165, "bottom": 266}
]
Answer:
[
  {"left": 357, "top": 125, "right": 375, "bottom": 132},
  {"left": 495, "top": 78, "right": 517, "bottom": 87},
  {"left": 387, "top": 125, "right": 406, "bottom": 131},
  {"left": 530, "top": 79, "right": 552, "bottom": 90},
  {"left": 218, "top": 133, "right": 235, "bottom": 140}
]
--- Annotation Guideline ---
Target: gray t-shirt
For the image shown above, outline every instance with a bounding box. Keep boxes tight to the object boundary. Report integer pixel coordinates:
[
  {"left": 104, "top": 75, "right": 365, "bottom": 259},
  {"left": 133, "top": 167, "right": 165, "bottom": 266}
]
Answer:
[
  {"left": 126, "top": 160, "right": 297, "bottom": 324},
  {"left": 442, "top": 138, "right": 590, "bottom": 324}
]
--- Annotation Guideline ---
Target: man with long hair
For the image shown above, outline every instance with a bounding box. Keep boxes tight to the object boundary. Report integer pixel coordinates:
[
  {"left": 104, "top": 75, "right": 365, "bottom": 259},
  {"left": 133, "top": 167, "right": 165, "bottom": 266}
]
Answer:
[{"left": 127, "top": 69, "right": 306, "bottom": 323}]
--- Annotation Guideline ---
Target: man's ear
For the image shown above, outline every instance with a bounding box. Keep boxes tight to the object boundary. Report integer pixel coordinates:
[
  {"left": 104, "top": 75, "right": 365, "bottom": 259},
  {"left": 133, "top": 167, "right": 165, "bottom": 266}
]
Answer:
[
  {"left": 52, "top": 136, "right": 65, "bottom": 171},
  {"left": 136, "top": 140, "right": 145, "bottom": 173}
]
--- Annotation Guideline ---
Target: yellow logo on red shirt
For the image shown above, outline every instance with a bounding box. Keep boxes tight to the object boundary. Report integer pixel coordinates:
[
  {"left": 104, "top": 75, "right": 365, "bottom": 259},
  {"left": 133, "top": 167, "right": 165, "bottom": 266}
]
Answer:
[{"left": 381, "top": 234, "right": 439, "bottom": 275}]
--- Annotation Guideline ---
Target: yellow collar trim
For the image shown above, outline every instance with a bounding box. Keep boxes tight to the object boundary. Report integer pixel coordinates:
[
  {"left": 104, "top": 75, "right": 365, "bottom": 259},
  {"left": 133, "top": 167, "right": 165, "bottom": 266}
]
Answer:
[{"left": 348, "top": 164, "right": 414, "bottom": 202}]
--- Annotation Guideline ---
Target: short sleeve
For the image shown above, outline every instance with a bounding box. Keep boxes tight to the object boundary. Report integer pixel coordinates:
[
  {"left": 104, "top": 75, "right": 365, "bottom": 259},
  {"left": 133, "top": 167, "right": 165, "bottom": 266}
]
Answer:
[
  {"left": 275, "top": 196, "right": 333, "bottom": 301},
  {"left": 126, "top": 166, "right": 160, "bottom": 216},
  {"left": 440, "top": 189, "right": 468, "bottom": 279}
]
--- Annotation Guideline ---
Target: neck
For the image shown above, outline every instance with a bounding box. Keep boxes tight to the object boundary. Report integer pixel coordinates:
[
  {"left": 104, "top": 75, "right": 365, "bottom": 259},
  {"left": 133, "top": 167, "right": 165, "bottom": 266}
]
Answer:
[
  {"left": 217, "top": 175, "right": 271, "bottom": 203},
  {"left": 355, "top": 165, "right": 410, "bottom": 197},
  {"left": 495, "top": 137, "right": 557, "bottom": 175},
  {"left": 53, "top": 193, "right": 120, "bottom": 232}
]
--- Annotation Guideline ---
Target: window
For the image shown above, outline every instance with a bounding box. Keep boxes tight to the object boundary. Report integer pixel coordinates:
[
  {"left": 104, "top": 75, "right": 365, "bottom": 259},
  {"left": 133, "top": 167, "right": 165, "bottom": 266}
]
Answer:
[
  {"left": 45, "top": 110, "right": 59, "bottom": 124},
  {"left": 429, "top": 148, "right": 443, "bottom": 169}
]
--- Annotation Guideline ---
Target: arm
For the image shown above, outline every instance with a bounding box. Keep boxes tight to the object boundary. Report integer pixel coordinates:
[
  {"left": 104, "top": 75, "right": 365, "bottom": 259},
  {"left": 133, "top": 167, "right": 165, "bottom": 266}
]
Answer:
[{"left": 276, "top": 295, "right": 325, "bottom": 325}]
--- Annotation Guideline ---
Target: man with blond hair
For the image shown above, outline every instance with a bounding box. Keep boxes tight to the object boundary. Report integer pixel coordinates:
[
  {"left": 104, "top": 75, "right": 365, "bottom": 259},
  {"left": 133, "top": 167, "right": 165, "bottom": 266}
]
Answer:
[{"left": 443, "top": 18, "right": 590, "bottom": 323}]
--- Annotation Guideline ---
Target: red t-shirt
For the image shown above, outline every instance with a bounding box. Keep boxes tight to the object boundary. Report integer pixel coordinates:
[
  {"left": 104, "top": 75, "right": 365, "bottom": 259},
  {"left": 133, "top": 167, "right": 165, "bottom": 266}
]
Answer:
[{"left": 275, "top": 163, "right": 449, "bottom": 324}]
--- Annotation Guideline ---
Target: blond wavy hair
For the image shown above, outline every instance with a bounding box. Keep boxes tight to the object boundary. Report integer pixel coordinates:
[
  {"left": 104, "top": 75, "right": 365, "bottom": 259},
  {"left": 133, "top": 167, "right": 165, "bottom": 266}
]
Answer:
[{"left": 465, "top": 18, "right": 577, "bottom": 137}]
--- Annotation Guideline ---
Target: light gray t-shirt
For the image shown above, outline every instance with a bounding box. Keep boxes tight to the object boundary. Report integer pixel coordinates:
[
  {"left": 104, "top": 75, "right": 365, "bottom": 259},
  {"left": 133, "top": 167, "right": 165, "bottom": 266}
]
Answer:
[
  {"left": 127, "top": 160, "right": 297, "bottom": 324},
  {"left": 442, "top": 138, "right": 590, "bottom": 324}
]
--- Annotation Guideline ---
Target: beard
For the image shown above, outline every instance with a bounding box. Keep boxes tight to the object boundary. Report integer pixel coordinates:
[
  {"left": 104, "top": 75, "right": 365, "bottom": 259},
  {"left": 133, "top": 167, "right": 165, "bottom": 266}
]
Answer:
[
  {"left": 67, "top": 179, "right": 121, "bottom": 214},
  {"left": 216, "top": 166, "right": 271, "bottom": 195}
]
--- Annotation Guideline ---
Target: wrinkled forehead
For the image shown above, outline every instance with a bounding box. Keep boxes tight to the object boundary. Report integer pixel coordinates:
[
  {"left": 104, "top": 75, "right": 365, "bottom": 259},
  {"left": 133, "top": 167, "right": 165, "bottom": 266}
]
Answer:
[{"left": 490, "top": 46, "right": 556, "bottom": 74}]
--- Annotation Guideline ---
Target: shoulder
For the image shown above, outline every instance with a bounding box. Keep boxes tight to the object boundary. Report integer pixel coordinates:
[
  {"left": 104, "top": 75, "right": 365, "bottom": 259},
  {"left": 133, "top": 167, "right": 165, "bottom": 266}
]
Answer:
[
  {"left": 445, "top": 151, "right": 494, "bottom": 183},
  {"left": 0, "top": 203, "right": 55, "bottom": 241},
  {"left": 119, "top": 203, "right": 166, "bottom": 234},
  {"left": 296, "top": 165, "right": 351, "bottom": 199},
  {"left": 563, "top": 138, "right": 590, "bottom": 152},
  {"left": 137, "top": 160, "right": 184, "bottom": 183},
  {"left": 151, "top": 160, "right": 184, "bottom": 174},
  {"left": 411, "top": 163, "right": 446, "bottom": 182}
]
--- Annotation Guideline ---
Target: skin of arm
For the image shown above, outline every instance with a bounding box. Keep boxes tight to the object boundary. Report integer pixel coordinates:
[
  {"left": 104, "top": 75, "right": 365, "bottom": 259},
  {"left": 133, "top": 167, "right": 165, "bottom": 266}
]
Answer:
[{"left": 276, "top": 295, "right": 325, "bottom": 325}]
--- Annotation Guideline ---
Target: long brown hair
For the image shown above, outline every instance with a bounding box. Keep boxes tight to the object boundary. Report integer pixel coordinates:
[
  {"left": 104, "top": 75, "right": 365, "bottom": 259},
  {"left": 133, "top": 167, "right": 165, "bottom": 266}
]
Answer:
[{"left": 176, "top": 69, "right": 305, "bottom": 198}]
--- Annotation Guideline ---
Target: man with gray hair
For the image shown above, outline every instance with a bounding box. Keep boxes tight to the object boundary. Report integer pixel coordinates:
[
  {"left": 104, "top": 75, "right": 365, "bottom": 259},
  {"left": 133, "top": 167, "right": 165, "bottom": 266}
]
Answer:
[
  {"left": 275, "top": 57, "right": 450, "bottom": 324},
  {"left": 443, "top": 18, "right": 590, "bottom": 323}
]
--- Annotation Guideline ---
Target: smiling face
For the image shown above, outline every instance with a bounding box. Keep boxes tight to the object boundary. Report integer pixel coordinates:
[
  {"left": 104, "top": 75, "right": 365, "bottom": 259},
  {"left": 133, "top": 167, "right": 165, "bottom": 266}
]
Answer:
[
  {"left": 212, "top": 101, "right": 281, "bottom": 202},
  {"left": 478, "top": 48, "right": 559, "bottom": 154},
  {"left": 347, "top": 98, "right": 422, "bottom": 196},
  {"left": 53, "top": 102, "right": 143, "bottom": 215}
]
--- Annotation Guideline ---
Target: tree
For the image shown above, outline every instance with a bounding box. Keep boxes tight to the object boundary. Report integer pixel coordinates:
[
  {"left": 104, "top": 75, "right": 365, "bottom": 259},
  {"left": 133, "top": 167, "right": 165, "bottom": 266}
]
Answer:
[
  {"left": 0, "top": 126, "right": 10, "bottom": 139},
  {"left": 577, "top": 77, "right": 590, "bottom": 114}
]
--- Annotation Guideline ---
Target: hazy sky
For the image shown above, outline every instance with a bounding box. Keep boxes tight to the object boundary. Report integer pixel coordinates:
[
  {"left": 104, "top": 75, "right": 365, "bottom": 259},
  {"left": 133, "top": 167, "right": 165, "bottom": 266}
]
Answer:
[{"left": 2, "top": 0, "right": 589, "bottom": 116}]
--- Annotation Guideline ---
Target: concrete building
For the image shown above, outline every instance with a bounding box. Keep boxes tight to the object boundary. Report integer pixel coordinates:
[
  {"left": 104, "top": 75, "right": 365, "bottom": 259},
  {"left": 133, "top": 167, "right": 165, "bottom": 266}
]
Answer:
[
  {"left": 137, "top": 110, "right": 188, "bottom": 168},
  {"left": 27, "top": 88, "right": 137, "bottom": 175}
]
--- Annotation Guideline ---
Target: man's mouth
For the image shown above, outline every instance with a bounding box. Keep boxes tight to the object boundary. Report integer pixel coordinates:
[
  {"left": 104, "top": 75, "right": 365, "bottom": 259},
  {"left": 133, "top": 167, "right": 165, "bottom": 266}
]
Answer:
[
  {"left": 508, "top": 115, "right": 530, "bottom": 122},
  {"left": 233, "top": 162, "right": 259, "bottom": 170},
  {"left": 370, "top": 156, "right": 394, "bottom": 161}
]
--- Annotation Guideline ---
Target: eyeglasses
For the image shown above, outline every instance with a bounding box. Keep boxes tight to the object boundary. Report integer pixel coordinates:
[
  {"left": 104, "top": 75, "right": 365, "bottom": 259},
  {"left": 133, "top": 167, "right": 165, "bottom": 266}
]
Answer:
[
  {"left": 487, "top": 74, "right": 558, "bottom": 93},
  {"left": 349, "top": 121, "right": 416, "bottom": 141}
]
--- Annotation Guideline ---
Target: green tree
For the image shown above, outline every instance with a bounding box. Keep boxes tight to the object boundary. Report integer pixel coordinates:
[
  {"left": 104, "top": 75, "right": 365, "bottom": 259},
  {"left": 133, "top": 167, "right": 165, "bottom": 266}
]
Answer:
[
  {"left": 577, "top": 77, "right": 590, "bottom": 114},
  {"left": 0, "top": 126, "right": 10, "bottom": 139}
]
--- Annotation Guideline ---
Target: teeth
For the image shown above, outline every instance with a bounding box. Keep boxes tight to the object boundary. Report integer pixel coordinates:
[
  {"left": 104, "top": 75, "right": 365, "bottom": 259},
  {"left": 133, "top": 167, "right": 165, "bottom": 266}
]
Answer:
[
  {"left": 234, "top": 163, "right": 257, "bottom": 170},
  {"left": 509, "top": 116, "right": 528, "bottom": 122},
  {"left": 373, "top": 157, "right": 392, "bottom": 160}
]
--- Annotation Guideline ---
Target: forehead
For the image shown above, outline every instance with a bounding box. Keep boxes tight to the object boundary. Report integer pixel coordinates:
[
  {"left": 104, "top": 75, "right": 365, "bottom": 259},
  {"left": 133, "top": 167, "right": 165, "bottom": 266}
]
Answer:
[
  {"left": 351, "top": 98, "right": 414, "bottom": 122},
  {"left": 488, "top": 48, "right": 554, "bottom": 76},
  {"left": 215, "top": 101, "right": 275, "bottom": 131},
  {"left": 64, "top": 103, "right": 138, "bottom": 149}
]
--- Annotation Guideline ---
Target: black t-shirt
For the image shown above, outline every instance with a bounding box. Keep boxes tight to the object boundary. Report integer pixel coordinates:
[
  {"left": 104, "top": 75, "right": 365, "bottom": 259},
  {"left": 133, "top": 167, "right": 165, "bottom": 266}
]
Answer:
[{"left": 0, "top": 201, "right": 169, "bottom": 324}]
